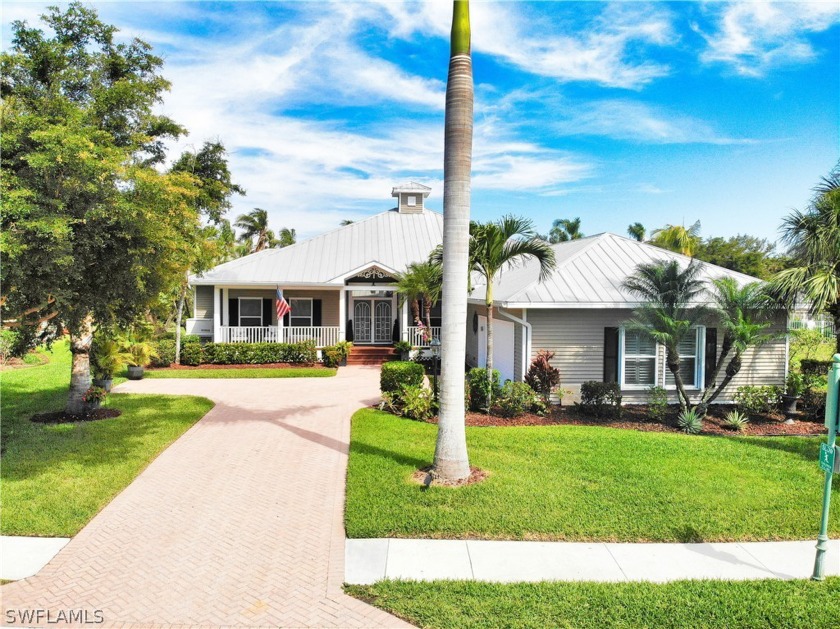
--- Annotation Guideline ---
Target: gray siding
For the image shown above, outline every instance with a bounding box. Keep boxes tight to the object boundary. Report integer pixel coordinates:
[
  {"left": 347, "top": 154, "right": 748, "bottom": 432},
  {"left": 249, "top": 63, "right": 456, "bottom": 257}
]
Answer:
[
  {"left": 195, "top": 286, "right": 214, "bottom": 319},
  {"left": 226, "top": 288, "right": 340, "bottom": 326}
]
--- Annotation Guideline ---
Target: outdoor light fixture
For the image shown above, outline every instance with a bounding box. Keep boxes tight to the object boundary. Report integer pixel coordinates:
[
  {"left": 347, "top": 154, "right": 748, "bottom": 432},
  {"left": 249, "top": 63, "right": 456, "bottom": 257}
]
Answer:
[
  {"left": 430, "top": 337, "right": 441, "bottom": 403},
  {"left": 430, "top": 337, "right": 441, "bottom": 357}
]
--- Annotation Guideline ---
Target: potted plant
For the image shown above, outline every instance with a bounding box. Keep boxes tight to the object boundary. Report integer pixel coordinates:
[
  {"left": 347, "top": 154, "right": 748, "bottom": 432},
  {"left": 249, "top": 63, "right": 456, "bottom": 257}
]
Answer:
[
  {"left": 394, "top": 340, "right": 412, "bottom": 361},
  {"left": 782, "top": 372, "right": 805, "bottom": 415},
  {"left": 124, "top": 341, "right": 158, "bottom": 380},
  {"left": 91, "top": 338, "right": 124, "bottom": 392},
  {"left": 335, "top": 340, "right": 353, "bottom": 366},
  {"left": 82, "top": 385, "right": 107, "bottom": 412}
]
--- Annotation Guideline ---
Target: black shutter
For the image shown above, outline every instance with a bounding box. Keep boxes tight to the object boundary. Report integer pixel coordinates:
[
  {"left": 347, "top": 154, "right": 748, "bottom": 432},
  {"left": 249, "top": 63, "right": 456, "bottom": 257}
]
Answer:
[
  {"left": 313, "top": 300, "right": 322, "bottom": 326},
  {"left": 346, "top": 319, "right": 354, "bottom": 342},
  {"left": 228, "top": 299, "right": 239, "bottom": 326},
  {"left": 392, "top": 318, "right": 399, "bottom": 343},
  {"left": 283, "top": 311, "right": 290, "bottom": 326},
  {"left": 704, "top": 328, "right": 718, "bottom": 388},
  {"left": 262, "top": 298, "right": 272, "bottom": 326},
  {"left": 604, "top": 327, "right": 619, "bottom": 383}
]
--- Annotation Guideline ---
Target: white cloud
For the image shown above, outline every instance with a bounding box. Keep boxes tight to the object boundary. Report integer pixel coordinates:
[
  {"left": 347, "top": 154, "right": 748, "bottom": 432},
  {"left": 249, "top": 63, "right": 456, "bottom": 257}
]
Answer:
[{"left": 696, "top": 1, "right": 840, "bottom": 76}]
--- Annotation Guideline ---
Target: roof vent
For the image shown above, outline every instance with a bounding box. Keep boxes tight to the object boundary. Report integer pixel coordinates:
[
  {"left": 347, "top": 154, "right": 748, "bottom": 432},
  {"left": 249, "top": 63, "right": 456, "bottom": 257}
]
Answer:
[{"left": 391, "top": 182, "right": 431, "bottom": 214}]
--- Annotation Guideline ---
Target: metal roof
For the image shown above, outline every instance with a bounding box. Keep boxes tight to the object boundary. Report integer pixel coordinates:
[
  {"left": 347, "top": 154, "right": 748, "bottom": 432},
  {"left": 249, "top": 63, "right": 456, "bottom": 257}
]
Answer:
[
  {"left": 391, "top": 182, "right": 431, "bottom": 197},
  {"left": 471, "top": 232, "right": 761, "bottom": 308},
  {"left": 192, "top": 209, "right": 443, "bottom": 285}
]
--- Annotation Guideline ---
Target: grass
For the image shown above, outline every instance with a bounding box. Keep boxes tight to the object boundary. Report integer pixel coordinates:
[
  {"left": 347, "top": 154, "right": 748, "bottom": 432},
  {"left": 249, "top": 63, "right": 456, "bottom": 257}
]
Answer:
[
  {"left": 143, "top": 366, "right": 336, "bottom": 378},
  {"left": 346, "top": 578, "right": 840, "bottom": 629},
  {"left": 346, "top": 409, "right": 839, "bottom": 542},
  {"left": 1, "top": 341, "right": 214, "bottom": 537}
]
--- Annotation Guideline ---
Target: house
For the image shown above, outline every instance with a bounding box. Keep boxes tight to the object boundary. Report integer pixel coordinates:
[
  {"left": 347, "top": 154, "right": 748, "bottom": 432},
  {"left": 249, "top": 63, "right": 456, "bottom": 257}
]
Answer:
[{"left": 188, "top": 183, "right": 787, "bottom": 403}]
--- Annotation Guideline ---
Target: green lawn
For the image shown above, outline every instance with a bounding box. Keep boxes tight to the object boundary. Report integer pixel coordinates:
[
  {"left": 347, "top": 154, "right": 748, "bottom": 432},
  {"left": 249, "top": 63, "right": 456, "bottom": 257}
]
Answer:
[
  {"left": 1, "top": 341, "right": 214, "bottom": 537},
  {"left": 346, "top": 409, "right": 839, "bottom": 542},
  {"left": 143, "top": 366, "right": 336, "bottom": 378},
  {"left": 347, "top": 578, "right": 840, "bottom": 629}
]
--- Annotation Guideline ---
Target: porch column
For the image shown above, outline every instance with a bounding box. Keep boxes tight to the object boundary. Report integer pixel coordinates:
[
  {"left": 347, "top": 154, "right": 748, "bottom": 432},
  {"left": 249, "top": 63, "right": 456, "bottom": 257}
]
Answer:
[
  {"left": 339, "top": 288, "right": 347, "bottom": 342},
  {"left": 222, "top": 289, "right": 229, "bottom": 326},
  {"left": 401, "top": 299, "right": 409, "bottom": 341},
  {"left": 213, "top": 286, "right": 222, "bottom": 342}
]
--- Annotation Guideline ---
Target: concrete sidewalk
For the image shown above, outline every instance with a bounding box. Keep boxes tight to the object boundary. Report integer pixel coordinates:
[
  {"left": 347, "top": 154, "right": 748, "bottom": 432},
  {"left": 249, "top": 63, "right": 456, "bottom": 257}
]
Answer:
[
  {"left": 346, "top": 538, "right": 840, "bottom": 584},
  {"left": 0, "top": 536, "right": 70, "bottom": 581}
]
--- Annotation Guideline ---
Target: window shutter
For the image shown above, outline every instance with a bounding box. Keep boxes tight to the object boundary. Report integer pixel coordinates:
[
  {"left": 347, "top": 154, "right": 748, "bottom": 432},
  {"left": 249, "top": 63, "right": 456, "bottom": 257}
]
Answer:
[
  {"left": 604, "top": 327, "right": 619, "bottom": 383},
  {"left": 704, "top": 328, "right": 718, "bottom": 388},
  {"left": 283, "top": 311, "right": 290, "bottom": 326},
  {"left": 313, "top": 300, "right": 322, "bottom": 326},
  {"left": 262, "top": 298, "right": 272, "bottom": 326},
  {"left": 228, "top": 299, "right": 239, "bottom": 326}
]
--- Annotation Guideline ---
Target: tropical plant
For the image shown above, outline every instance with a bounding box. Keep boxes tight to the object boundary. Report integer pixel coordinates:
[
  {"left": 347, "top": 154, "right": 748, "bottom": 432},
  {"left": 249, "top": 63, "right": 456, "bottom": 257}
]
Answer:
[
  {"left": 90, "top": 338, "right": 125, "bottom": 380},
  {"left": 124, "top": 341, "right": 159, "bottom": 368},
  {"left": 524, "top": 350, "right": 561, "bottom": 404},
  {"left": 722, "top": 410, "right": 749, "bottom": 432},
  {"left": 677, "top": 407, "right": 703, "bottom": 434},
  {"left": 397, "top": 261, "right": 442, "bottom": 330},
  {"left": 235, "top": 208, "right": 277, "bottom": 253},
  {"left": 733, "top": 385, "right": 782, "bottom": 415},
  {"left": 277, "top": 227, "right": 296, "bottom": 248},
  {"left": 496, "top": 381, "right": 542, "bottom": 418},
  {"left": 650, "top": 221, "right": 702, "bottom": 256},
  {"left": 467, "top": 367, "right": 501, "bottom": 412},
  {"left": 627, "top": 222, "right": 646, "bottom": 242},
  {"left": 771, "top": 165, "right": 840, "bottom": 352},
  {"left": 549, "top": 217, "right": 584, "bottom": 243},
  {"left": 433, "top": 0, "right": 474, "bottom": 482},
  {"left": 82, "top": 386, "right": 107, "bottom": 404},
  {"left": 622, "top": 260, "right": 707, "bottom": 411},
  {"left": 785, "top": 372, "right": 806, "bottom": 397}
]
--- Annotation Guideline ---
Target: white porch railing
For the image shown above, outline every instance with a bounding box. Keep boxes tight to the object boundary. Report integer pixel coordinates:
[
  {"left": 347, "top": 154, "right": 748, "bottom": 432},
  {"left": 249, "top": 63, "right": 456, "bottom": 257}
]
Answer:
[
  {"left": 217, "top": 326, "right": 341, "bottom": 347},
  {"left": 403, "top": 326, "right": 441, "bottom": 348}
]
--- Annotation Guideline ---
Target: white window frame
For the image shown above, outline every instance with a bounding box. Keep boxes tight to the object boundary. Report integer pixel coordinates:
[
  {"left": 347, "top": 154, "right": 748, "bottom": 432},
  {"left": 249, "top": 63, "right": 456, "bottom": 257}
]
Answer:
[
  {"left": 407, "top": 195, "right": 417, "bottom": 207},
  {"left": 238, "top": 297, "right": 263, "bottom": 327},
  {"left": 289, "top": 297, "right": 313, "bottom": 327},
  {"left": 618, "top": 327, "right": 659, "bottom": 389},
  {"left": 662, "top": 326, "right": 705, "bottom": 390}
]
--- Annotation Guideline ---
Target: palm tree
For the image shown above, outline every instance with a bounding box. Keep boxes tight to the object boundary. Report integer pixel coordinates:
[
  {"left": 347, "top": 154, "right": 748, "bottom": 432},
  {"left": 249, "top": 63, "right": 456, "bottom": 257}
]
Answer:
[
  {"left": 396, "top": 264, "right": 424, "bottom": 328},
  {"left": 622, "top": 260, "right": 706, "bottom": 411},
  {"left": 627, "top": 222, "right": 646, "bottom": 242},
  {"left": 278, "top": 227, "right": 296, "bottom": 248},
  {"left": 340, "top": 219, "right": 354, "bottom": 226},
  {"left": 471, "top": 216, "right": 556, "bottom": 385},
  {"left": 549, "top": 217, "right": 583, "bottom": 243},
  {"left": 434, "top": 0, "right": 473, "bottom": 483},
  {"left": 771, "top": 166, "right": 840, "bottom": 351},
  {"left": 650, "top": 221, "right": 701, "bottom": 256},
  {"left": 397, "top": 261, "right": 442, "bottom": 331},
  {"left": 235, "top": 208, "right": 276, "bottom": 253}
]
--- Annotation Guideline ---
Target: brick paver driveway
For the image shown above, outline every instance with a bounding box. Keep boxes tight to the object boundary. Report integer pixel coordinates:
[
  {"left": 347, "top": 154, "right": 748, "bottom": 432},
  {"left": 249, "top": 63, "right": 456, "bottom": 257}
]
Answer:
[{"left": 1, "top": 367, "right": 412, "bottom": 628}]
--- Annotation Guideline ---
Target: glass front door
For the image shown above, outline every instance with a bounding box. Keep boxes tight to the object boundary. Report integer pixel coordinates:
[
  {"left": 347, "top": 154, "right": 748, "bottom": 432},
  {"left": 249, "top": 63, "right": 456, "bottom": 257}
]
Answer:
[
  {"left": 373, "top": 300, "right": 392, "bottom": 344},
  {"left": 353, "top": 301, "right": 372, "bottom": 343},
  {"left": 353, "top": 299, "right": 392, "bottom": 344}
]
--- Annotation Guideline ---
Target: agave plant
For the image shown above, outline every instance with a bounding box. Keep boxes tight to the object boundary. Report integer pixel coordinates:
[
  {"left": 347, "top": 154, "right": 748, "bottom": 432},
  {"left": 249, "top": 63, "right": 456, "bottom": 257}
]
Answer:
[
  {"left": 722, "top": 410, "right": 749, "bottom": 432},
  {"left": 677, "top": 407, "right": 703, "bottom": 435}
]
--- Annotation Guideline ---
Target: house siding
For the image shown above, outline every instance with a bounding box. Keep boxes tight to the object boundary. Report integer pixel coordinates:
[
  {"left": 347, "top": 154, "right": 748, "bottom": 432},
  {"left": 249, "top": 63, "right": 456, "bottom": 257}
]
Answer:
[
  {"left": 195, "top": 286, "right": 214, "bottom": 319},
  {"left": 466, "top": 304, "right": 527, "bottom": 381},
  {"left": 528, "top": 309, "right": 787, "bottom": 404},
  {"left": 226, "top": 288, "right": 340, "bottom": 326}
]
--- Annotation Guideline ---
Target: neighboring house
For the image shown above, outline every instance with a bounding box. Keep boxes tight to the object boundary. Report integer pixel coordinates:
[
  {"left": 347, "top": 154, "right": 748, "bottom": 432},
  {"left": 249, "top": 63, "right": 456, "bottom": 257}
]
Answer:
[{"left": 189, "top": 183, "right": 787, "bottom": 404}]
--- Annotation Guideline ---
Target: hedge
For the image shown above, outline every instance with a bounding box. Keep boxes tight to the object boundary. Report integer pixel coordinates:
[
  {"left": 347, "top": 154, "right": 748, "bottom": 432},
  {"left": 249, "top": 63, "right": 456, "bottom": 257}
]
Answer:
[
  {"left": 380, "top": 361, "right": 425, "bottom": 394},
  {"left": 149, "top": 340, "right": 318, "bottom": 366},
  {"left": 578, "top": 381, "right": 622, "bottom": 418}
]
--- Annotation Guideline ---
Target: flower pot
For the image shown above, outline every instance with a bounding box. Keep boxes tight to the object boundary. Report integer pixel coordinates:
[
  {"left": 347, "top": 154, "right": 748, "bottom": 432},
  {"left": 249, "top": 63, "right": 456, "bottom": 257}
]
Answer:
[
  {"left": 85, "top": 400, "right": 102, "bottom": 413},
  {"left": 127, "top": 365, "right": 145, "bottom": 380},
  {"left": 93, "top": 378, "right": 113, "bottom": 392},
  {"left": 400, "top": 351, "right": 410, "bottom": 361},
  {"left": 339, "top": 356, "right": 347, "bottom": 367},
  {"left": 781, "top": 394, "right": 799, "bottom": 415}
]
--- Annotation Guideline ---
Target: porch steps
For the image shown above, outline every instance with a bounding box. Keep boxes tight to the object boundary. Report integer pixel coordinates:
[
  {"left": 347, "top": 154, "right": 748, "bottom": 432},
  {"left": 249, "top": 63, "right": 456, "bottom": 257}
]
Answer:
[{"left": 346, "top": 345, "right": 397, "bottom": 366}]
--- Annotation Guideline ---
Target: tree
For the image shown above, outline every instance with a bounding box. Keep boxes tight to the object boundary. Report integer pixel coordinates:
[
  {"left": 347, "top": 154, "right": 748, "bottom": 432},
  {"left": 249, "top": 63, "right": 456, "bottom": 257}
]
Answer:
[
  {"left": 277, "top": 227, "right": 296, "bottom": 248},
  {"left": 622, "top": 260, "right": 707, "bottom": 411},
  {"left": 434, "top": 0, "right": 473, "bottom": 483},
  {"left": 470, "top": 216, "right": 556, "bottom": 392},
  {"left": 397, "top": 261, "right": 442, "bottom": 333},
  {"left": 340, "top": 219, "right": 354, "bottom": 226},
  {"left": 1, "top": 3, "right": 199, "bottom": 414},
  {"left": 235, "top": 208, "right": 276, "bottom": 253},
  {"left": 695, "top": 235, "right": 784, "bottom": 280},
  {"left": 549, "top": 217, "right": 583, "bottom": 243},
  {"left": 771, "top": 165, "right": 840, "bottom": 351},
  {"left": 627, "top": 222, "right": 646, "bottom": 242},
  {"left": 650, "top": 221, "right": 701, "bottom": 256}
]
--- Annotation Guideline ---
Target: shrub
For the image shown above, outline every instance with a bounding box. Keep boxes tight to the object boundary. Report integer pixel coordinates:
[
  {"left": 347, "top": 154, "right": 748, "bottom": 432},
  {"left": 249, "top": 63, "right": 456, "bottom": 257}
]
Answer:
[
  {"left": 322, "top": 345, "right": 343, "bottom": 368},
  {"left": 785, "top": 372, "right": 806, "bottom": 397},
  {"left": 734, "top": 385, "right": 782, "bottom": 415},
  {"left": 180, "top": 342, "right": 204, "bottom": 366},
  {"left": 678, "top": 407, "right": 703, "bottom": 434},
  {"left": 496, "top": 381, "right": 542, "bottom": 418},
  {"left": 801, "top": 386, "right": 828, "bottom": 419},
  {"left": 380, "top": 361, "right": 425, "bottom": 394},
  {"left": 800, "top": 359, "right": 832, "bottom": 377},
  {"left": 398, "top": 384, "right": 436, "bottom": 421},
  {"left": 0, "top": 329, "right": 20, "bottom": 363},
  {"left": 524, "top": 350, "right": 561, "bottom": 404},
  {"left": 722, "top": 410, "right": 749, "bottom": 432},
  {"left": 203, "top": 341, "right": 317, "bottom": 365},
  {"left": 150, "top": 340, "right": 175, "bottom": 367},
  {"left": 647, "top": 385, "right": 668, "bottom": 422},
  {"left": 578, "top": 381, "right": 622, "bottom": 418},
  {"left": 467, "top": 367, "right": 502, "bottom": 412},
  {"left": 91, "top": 338, "right": 124, "bottom": 379},
  {"left": 394, "top": 340, "right": 412, "bottom": 354}
]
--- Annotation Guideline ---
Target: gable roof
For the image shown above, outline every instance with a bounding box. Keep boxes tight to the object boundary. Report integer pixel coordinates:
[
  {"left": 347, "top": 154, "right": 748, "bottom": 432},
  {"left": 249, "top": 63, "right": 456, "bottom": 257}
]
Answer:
[
  {"left": 472, "top": 232, "right": 760, "bottom": 308},
  {"left": 193, "top": 209, "right": 443, "bottom": 286}
]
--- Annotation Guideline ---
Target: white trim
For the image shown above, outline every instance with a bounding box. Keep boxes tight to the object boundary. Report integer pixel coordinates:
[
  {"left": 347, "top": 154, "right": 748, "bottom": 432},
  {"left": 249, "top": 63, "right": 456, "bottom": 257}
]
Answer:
[
  {"left": 238, "top": 297, "right": 263, "bottom": 327},
  {"left": 339, "top": 290, "right": 346, "bottom": 341},
  {"left": 289, "top": 297, "right": 313, "bottom": 327},
  {"left": 497, "top": 308, "right": 532, "bottom": 383},
  {"left": 619, "top": 327, "right": 659, "bottom": 390},
  {"left": 327, "top": 260, "right": 402, "bottom": 284}
]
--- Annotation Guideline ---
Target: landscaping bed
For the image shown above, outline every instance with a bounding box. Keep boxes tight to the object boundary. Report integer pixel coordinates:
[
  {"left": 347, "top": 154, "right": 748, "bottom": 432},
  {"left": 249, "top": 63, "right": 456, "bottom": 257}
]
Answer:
[
  {"left": 143, "top": 364, "right": 336, "bottom": 379},
  {"left": 149, "top": 361, "right": 325, "bottom": 370},
  {"left": 31, "top": 408, "right": 122, "bottom": 424}
]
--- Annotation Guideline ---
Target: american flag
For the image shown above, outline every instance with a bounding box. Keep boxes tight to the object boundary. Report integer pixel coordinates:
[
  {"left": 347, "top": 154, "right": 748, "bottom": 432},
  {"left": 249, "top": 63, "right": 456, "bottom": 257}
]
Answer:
[{"left": 275, "top": 288, "right": 291, "bottom": 320}]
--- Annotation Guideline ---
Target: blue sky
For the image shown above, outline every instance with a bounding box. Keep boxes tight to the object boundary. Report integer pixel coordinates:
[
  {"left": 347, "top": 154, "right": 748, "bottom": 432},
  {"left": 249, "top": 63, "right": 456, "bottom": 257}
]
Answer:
[{"left": 4, "top": 1, "right": 839, "bottom": 245}]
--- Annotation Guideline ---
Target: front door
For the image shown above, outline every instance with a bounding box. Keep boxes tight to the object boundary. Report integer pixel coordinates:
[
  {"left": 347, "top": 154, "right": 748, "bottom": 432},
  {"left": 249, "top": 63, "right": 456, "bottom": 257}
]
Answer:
[
  {"left": 373, "top": 300, "right": 392, "bottom": 344},
  {"left": 354, "top": 301, "right": 372, "bottom": 343},
  {"left": 353, "top": 299, "right": 392, "bottom": 344}
]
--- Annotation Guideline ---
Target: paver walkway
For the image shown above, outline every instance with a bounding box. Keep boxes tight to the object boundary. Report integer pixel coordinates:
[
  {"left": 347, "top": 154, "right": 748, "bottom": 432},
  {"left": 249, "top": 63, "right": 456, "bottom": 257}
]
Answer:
[{"left": 1, "top": 368, "right": 412, "bottom": 628}]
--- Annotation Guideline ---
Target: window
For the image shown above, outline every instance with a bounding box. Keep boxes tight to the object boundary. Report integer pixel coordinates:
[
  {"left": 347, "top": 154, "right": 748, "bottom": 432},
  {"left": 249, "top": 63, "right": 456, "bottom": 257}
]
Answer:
[
  {"left": 620, "top": 329, "right": 657, "bottom": 387},
  {"left": 290, "top": 298, "right": 312, "bottom": 327},
  {"left": 407, "top": 195, "right": 417, "bottom": 206},
  {"left": 664, "top": 327, "right": 704, "bottom": 389},
  {"left": 238, "top": 298, "right": 262, "bottom": 327}
]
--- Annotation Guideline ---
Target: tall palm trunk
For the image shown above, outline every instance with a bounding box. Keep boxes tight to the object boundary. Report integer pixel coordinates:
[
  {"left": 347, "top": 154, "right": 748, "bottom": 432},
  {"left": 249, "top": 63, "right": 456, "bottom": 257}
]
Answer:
[
  {"left": 666, "top": 347, "right": 691, "bottom": 412},
  {"left": 485, "top": 285, "right": 494, "bottom": 412},
  {"left": 424, "top": 298, "right": 432, "bottom": 331},
  {"left": 433, "top": 0, "right": 473, "bottom": 482},
  {"left": 66, "top": 313, "right": 94, "bottom": 415}
]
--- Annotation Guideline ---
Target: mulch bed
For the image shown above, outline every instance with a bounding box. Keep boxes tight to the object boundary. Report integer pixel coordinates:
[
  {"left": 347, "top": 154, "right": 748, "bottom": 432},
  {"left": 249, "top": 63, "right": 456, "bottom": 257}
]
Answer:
[
  {"left": 1, "top": 355, "right": 49, "bottom": 370},
  {"left": 31, "top": 408, "right": 122, "bottom": 424},
  {"left": 411, "top": 465, "right": 489, "bottom": 488},
  {"left": 427, "top": 404, "right": 827, "bottom": 436},
  {"left": 148, "top": 362, "right": 325, "bottom": 370}
]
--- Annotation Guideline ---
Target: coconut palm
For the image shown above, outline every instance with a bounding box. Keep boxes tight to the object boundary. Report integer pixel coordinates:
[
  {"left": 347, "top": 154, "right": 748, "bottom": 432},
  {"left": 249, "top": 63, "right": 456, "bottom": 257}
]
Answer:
[
  {"left": 627, "top": 222, "right": 646, "bottom": 242},
  {"left": 433, "top": 0, "right": 473, "bottom": 482},
  {"left": 235, "top": 208, "right": 276, "bottom": 253},
  {"left": 771, "top": 167, "right": 840, "bottom": 351},
  {"left": 471, "top": 216, "right": 556, "bottom": 385},
  {"left": 278, "top": 227, "right": 296, "bottom": 248},
  {"left": 397, "top": 261, "right": 442, "bottom": 332},
  {"left": 650, "top": 221, "right": 701, "bottom": 256},
  {"left": 622, "top": 260, "right": 707, "bottom": 411},
  {"left": 549, "top": 217, "right": 583, "bottom": 243}
]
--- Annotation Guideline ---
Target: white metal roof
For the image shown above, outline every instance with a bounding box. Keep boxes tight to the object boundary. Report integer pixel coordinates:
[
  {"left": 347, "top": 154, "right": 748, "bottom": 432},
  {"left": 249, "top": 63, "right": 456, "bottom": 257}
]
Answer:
[
  {"left": 192, "top": 209, "right": 443, "bottom": 285},
  {"left": 391, "top": 182, "right": 432, "bottom": 197},
  {"left": 471, "top": 232, "right": 761, "bottom": 308}
]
